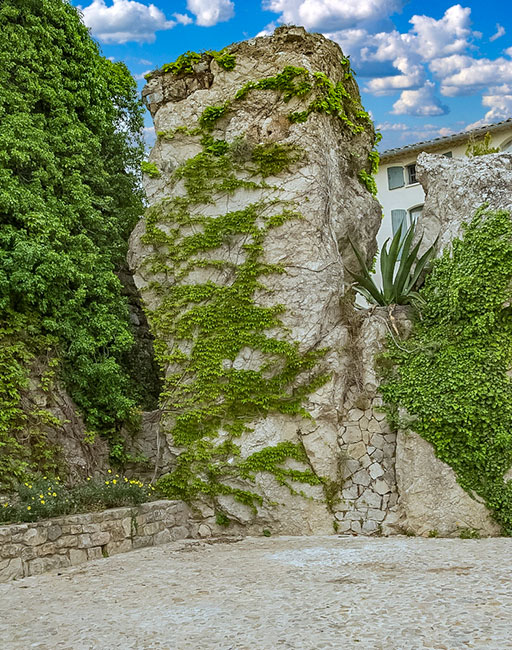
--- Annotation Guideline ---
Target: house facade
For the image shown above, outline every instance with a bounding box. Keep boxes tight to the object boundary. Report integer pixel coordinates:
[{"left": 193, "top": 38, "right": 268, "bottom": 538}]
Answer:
[{"left": 373, "top": 118, "right": 512, "bottom": 284}]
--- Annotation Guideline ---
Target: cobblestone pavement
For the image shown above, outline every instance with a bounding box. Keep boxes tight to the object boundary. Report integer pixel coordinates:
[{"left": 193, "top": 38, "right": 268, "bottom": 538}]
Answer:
[{"left": 1, "top": 535, "right": 511, "bottom": 649}]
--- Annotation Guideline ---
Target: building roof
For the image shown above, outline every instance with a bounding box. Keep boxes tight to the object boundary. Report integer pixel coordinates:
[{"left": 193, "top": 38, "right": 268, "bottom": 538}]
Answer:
[{"left": 379, "top": 117, "right": 512, "bottom": 163}]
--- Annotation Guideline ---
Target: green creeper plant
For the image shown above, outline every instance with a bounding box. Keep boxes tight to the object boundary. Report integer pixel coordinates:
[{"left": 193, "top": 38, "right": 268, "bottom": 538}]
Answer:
[
  {"left": 140, "top": 54, "right": 375, "bottom": 513},
  {"left": 347, "top": 222, "right": 437, "bottom": 305},
  {"left": 379, "top": 207, "right": 512, "bottom": 534}
]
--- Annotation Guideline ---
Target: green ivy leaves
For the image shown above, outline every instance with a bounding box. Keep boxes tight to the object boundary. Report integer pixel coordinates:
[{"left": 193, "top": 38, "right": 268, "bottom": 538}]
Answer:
[{"left": 380, "top": 208, "right": 512, "bottom": 534}]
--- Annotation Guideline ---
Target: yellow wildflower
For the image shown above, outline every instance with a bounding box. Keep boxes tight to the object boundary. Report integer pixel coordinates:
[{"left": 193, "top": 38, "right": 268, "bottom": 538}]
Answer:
[
  {"left": 107, "top": 469, "right": 112, "bottom": 474},
  {"left": 52, "top": 492, "right": 57, "bottom": 497},
  {"left": 27, "top": 506, "right": 31, "bottom": 511},
  {"left": 39, "top": 494, "right": 44, "bottom": 498},
  {"left": 105, "top": 481, "right": 110, "bottom": 485},
  {"left": 112, "top": 479, "right": 117, "bottom": 484}
]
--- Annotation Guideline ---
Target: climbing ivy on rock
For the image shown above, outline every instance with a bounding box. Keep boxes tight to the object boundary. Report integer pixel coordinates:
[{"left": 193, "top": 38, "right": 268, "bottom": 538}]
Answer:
[
  {"left": 379, "top": 207, "right": 512, "bottom": 534},
  {"left": 0, "top": 0, "right": 146, "bottom": 485},
  {"left": 141, "top": 58, "right": 375, "bottom": 513}
]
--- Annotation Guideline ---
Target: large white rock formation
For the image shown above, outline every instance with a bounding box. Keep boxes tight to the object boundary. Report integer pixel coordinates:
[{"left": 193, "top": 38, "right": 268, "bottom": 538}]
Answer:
[{"left": 128, "top": 26, "right": 382, "bottom": 534}]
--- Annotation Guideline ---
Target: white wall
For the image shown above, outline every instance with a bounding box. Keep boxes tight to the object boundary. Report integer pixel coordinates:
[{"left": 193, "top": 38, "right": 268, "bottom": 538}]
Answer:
[{"left": 371, "top": 129, "right": 512, "bottom": 289}]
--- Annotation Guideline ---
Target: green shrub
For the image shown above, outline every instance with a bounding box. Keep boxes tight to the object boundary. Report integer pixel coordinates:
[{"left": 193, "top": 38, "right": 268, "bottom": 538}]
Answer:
[{"left": 0, "top": 474, "right": 157, "bottom": 524}]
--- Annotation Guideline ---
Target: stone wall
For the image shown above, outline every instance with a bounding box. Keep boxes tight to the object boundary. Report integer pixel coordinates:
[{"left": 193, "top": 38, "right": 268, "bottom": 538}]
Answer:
[{"left": 0, "top": 500, "right": 194, "bottom": 583}]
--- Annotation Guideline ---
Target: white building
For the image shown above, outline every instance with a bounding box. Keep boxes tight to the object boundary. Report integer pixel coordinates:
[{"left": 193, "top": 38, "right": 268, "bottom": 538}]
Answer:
[{"left": 374, "top": 118, "right": 512, "bottom": 283}]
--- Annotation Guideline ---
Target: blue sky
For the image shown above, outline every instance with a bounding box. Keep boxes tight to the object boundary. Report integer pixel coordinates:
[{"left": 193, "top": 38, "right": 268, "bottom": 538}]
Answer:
[{"left": 71, "top": 0, "right": 512, "bottom": 151}]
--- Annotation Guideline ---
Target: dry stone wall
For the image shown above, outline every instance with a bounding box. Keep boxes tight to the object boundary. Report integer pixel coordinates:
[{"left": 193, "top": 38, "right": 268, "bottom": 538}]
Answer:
[{"left": 0, "top": 500, "right": 193, "bottom": 583}]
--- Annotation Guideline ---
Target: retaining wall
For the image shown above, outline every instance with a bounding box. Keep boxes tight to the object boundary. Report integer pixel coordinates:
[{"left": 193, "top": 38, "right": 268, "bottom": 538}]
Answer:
[{"left": 0, "top": 500, "right": 193, "bottom": 583}]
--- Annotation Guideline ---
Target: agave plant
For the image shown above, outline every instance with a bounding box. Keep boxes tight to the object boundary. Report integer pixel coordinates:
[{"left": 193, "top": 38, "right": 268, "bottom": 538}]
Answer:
[{"left": 347, "top": 222, "right": 437, "bottom": 305}]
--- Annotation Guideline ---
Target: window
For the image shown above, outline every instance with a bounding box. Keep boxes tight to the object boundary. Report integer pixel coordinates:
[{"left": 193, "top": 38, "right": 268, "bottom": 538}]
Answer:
[
  {"left": 406, "top": 164, "right": 417, "bottom": 184},
  {"left": 387, "top": 166, "right": 404, "bottom": 190},
  {"left": 409, "top": 205, "right": 423, "bottom": 225},
  {"left": 501, "top": 138, "right": 512, "bottom": 152},
  {"left": 391, "top": 209, "right": 407, "bottom": 237}
]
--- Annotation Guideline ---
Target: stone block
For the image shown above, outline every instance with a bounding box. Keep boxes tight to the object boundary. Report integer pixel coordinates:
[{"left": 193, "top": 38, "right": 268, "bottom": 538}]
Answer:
[
  {"left": 0, "top": 544, "right": 19, "bottom": 559},
  {"left": 55, "top": 535, "right": 78, "bottom": 549},
  {"left": 77, "top": 534, "right": 92, "bottom": 548},
  {"left": 369, "top": 448, "right": 384, "bottom": 462},
  {"left": 69, "top": 548, "right": 88, "bottom": 565},
  {"left": 81, "top": 523, "right": 101, "bottom": 534},
  {"left": 350, "top": 520, "right": 362, "bottom": 534},
  {"left": 367, "top": 419, "right": 382, "bottom": 433},
  {"left": 47, "top": 525, "right": 62, "bottom": 541},
  {"left": 0, "top": 557, "right": 23, "bottom": 582},
  {"left": 342, "top": 485, "right": 358, "bottom": 500},
  {"left": 132, "top": 535, "right": 154, "bottom": 550},
  {"left": 360, "top": 454, "right": 372, "bottom": 469},
  {"left": 28, "top": 555, "right": 70, "bottom": 576},
  {"left": 374, "top": 479, "right": 391, "bottom": 495},
  {"left": 343, "top": 426, "right": 362, "bottom": 444},
  {"left": 90, "top": 531, "right": 111, "bottom": 546},
  {"left": 367, "top": 508, "right": 386, "bottom": 522},
  {"left": 362, "top": 520, "right": 379, "bottom": 534},
  {"left": 359, "top": 415, "right": 369, "bottom": 430},
  {"left": 106, "top": 539, "right": 133, "bottom": 556},
  {"left": 23, "top": 527, "right": 48, "bottom": 546},
  {"left": 87, "top": 547, "right": 104, "bottom": 560},
  {"left": 369, "top": 462, "right": 384, "bottom": 480},
  {"left": 352, "top": 469, "right": 371, "bottom": 487},
  {"left": 346, "top": 441, "right": 366, "bottom": 460},
  {"left": 169, "top": 525, "right": 189, "bottom": 541},
  {"left": 342, "top": 459, "right": 360, "bottom": 479},
  {"left": 140, "top": 522, "right": 162, "bottom": 536},
  {"left": 347, "top": 408, "right": 364, "bottom": 421},
  {"left": 198, "top": 524, "right": 211, "bottom": 538},
  {"left": 154, "top": 529, "right": 172, "bottom": 545}
]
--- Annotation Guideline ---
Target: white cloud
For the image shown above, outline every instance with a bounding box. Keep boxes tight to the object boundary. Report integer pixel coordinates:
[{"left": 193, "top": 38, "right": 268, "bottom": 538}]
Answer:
[
  {"left": 134, "top": 69, "right": 152, "bottom": 80},
  {"left": 391, "top": 81, "right": 449, "bottom": 116},
  {"left": 466, "top": 94, "right": 512, "bottom": 128},
  {"left": 80, "top": 0, "right": 175, "bottom": 43},
  {"left": 263, "top": 0, "right": 405, "bottom": 31},
  {"left": 435, "top": 56, "right": 512, "bottom": 97},
  {"left": 186, "top": 0, "right": 235, "bottom": 27},
  {"left": 143, "top": 126, "right": 156, "bottom": 150},
  {"left": 409, "top": 4, "right": 473, "bottom": 60},
  {"left": 174, "top": 12, "right": 194, "bottom": 25},
  {"left": 490, "top": 23, "right": 506, "bottom": 42},
  {"left": 376, "top": 121, "right": 409, "bottom": 130}
]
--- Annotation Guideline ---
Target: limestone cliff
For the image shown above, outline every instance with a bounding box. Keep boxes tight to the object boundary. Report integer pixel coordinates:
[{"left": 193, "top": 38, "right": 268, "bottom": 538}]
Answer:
[{"left": 129, "top": 26, "right": 382, "bottom": 534}]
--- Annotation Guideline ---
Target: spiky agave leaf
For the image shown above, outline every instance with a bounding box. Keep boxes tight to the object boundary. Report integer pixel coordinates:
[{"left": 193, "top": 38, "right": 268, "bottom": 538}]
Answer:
[{"left": 346, "top": 222, "right": 437, "bottom": 306}]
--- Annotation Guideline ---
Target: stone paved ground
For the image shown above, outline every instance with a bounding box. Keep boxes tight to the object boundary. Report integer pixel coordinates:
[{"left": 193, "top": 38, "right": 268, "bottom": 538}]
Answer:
[{"left": 1, "top": 535, "right": 511, "bottom": 649}]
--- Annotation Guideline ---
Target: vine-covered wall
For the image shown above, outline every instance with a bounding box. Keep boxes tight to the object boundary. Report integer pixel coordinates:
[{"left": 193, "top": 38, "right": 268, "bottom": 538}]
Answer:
[{"left": 130, "top": 26, "right": 382, "bottom": 533}]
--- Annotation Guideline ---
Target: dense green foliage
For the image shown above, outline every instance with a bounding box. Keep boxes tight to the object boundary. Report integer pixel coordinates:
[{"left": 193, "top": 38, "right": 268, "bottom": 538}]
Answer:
[
  {"left": 348, "top": 222, "right": 436, "bottom": 305},
  {"left": 0, "top": 0, "right": 145, "bottom": 487},
  {"left": 379, "top": 208, "right": 512, "bottom": 534}
]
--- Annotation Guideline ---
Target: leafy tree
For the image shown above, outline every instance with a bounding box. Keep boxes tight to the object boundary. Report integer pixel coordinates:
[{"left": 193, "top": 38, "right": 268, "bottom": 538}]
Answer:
[
  {"left": 0, "top": 0, "right": 145, "bottom": 467},
  {"left": 465, "top": 132, "right": 500, "bottom": 157}
]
